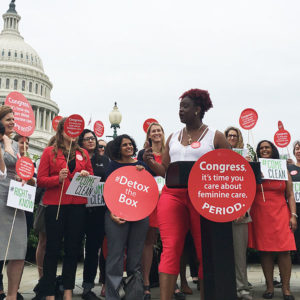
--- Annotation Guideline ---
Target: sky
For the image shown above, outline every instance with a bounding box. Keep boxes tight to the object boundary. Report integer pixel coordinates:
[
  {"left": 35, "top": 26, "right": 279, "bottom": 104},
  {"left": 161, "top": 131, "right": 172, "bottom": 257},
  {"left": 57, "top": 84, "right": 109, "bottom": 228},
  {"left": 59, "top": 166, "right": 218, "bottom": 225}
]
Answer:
[{"left": 0, "top": 0, "right": 299, "bottom": 155}]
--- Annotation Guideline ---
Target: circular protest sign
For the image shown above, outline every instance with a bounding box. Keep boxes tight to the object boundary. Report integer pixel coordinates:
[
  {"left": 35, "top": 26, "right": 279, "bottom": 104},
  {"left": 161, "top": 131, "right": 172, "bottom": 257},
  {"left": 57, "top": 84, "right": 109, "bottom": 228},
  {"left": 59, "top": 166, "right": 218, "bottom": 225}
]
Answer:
[
  {"left": 143, "top": 118, "right": 158, "bottom": 133},
  {"left": 16, "top": 156, "right": 35, "bottom": 181},
  {"left": 188, "top": 149, "right": 256, "bottom": 223},
  {"left": 239, "top": 108, "right": 258, "bottom": 130},
  {"left": 94, "top": 121, "right": 104, "bottom": 137},
  {"left": 104, "top": 166, "right": 159, "bottom": 221},
  {"left": 274, "top": 129, "right": 291, "bottom": 148},
  {"left": 52, "top": 116, "right": 63, "bottom": 131},
  {"left": 278, "top": 120, "right": 284, "bottom": 130},
  {"left": 64, "top": 114, "right": 85, "bottom": 138},
  {"left": 5, "top": 92, "right": 35, "bottom": 137}
]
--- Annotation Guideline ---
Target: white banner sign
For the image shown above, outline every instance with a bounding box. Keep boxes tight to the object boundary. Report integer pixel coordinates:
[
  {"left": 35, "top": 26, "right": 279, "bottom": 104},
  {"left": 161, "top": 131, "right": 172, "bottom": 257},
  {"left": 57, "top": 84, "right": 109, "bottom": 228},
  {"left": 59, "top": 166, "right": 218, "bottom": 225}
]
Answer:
[
  {"left": 293, "top": 182, "right": 300, "bottom": 203},
  {"left": 259, "top": 158, "right": 288, "bottom": 181},
  {"left": 86, "top": 182, "right": 105, "bottom": 207},
  {"left": 155, "top": 176, "right": 165, "bottom": 192},
  {"left": 7, "top": 180, "right": 36, "bottom": 212},
  {"left": 66, "top": 173, "right": 102, "bottom": 198}
]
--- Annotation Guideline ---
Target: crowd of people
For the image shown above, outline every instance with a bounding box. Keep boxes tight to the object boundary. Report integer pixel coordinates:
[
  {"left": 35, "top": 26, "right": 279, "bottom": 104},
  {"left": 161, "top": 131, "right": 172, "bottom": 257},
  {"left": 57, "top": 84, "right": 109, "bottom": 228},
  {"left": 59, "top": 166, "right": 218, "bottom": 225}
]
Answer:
[{"left": 0, "top": 89, "right": 299, "bottom": 300}]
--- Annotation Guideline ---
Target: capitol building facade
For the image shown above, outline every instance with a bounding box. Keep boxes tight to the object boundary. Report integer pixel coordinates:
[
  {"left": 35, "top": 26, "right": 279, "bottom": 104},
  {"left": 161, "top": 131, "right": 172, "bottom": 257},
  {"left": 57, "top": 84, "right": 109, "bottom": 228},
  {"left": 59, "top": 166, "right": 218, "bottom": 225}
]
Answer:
[{"left": 0, "top": 1, "right": 59, "bottom": 155}]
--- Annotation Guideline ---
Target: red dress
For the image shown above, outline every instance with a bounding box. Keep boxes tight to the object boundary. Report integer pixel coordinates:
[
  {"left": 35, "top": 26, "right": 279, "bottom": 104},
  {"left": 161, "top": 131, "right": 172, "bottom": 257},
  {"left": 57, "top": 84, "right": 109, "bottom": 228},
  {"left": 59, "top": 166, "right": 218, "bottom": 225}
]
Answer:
[{"left": 249, "top": 180, "right": 296, "bottom": 251}]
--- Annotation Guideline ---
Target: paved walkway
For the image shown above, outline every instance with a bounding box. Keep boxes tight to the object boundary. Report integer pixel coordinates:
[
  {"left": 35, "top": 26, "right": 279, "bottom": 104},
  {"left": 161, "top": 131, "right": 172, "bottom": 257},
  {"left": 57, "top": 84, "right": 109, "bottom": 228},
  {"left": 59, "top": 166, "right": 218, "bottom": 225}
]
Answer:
[{"left": 3, "top": 263, "right": 300, "bottom": 299}]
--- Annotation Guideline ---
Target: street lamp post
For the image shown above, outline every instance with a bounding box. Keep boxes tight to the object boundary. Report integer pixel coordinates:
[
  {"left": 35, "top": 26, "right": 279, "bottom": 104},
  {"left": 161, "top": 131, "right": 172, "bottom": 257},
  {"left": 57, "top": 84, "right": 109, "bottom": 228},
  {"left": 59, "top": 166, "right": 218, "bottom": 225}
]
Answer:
[{"left": 108, "top": 102, "right": 122, "bottom": 139}]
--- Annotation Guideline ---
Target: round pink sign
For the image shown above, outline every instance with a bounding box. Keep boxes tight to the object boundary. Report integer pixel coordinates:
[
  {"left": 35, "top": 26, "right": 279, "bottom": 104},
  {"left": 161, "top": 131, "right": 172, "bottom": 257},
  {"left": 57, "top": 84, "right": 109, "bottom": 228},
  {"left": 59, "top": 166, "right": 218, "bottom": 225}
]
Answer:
[
  {"left": 239, "top": 108, "right": 258, "bottom": 130},
  {"left": 5, "top": 92, "right": 35, "bottom": 137}
]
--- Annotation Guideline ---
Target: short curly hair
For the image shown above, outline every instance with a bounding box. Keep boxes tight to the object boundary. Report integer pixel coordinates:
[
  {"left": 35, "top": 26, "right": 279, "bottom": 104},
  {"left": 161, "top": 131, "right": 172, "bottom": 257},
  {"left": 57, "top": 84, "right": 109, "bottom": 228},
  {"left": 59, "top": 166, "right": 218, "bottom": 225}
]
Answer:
[
  {"left": 256, "top": 140, "right": 279, "bottom": 159},
  {"left": 111, "top": 134, "right": 138, "bottom": 160},
  {"left": 179, "top": 88, "right": 213, "bottom": 119}
]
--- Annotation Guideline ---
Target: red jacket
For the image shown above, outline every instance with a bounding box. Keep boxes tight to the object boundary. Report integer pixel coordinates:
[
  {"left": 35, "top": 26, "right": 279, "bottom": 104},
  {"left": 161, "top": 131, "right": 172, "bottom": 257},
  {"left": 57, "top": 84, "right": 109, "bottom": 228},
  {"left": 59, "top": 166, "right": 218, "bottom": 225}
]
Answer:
[{"left": 37, "top": 146, "right": 93, "bottom": 205}]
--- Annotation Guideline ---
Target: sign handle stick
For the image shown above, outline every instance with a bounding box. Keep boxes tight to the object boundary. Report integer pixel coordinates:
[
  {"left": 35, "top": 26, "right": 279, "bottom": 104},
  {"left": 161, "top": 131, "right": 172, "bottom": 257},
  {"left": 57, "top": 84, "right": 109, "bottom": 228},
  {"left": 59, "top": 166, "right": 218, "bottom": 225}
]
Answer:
[
  {"left": 287, "top": 147, "right": 291, "bottom": 159},
  {"left": 250, "top": 130, "right": 255, "bottom": 147},
  {"left": 261, "top": 184, "right": 266, "bottom": 202},
  {"left": 247, "top": 130, "right": 250, "bottom": 145},
  {"left": 23, "top": 136, "right": 26, "bottom": 156},
  {"left": 2, "top": 208, "right": 18, "bottom": 273},
  {"left": 56, "top": 140, "right": 73, "bottom": 220}
]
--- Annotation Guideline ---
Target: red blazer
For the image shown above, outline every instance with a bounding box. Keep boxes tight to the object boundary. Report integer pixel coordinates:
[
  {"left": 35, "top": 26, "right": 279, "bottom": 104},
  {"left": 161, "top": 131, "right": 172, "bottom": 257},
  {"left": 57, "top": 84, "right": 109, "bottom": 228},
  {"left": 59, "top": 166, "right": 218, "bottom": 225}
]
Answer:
[{"left": 37, "top": 146, "right": 93, "bottom": 205}]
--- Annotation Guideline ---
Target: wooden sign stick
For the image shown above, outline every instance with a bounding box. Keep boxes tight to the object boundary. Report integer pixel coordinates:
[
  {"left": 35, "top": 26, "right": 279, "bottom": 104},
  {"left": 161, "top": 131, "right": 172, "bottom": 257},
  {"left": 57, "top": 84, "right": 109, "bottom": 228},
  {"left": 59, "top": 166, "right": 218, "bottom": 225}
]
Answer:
[
  {"left": 2, "top": 208, "right": 18, "bottom": 273},
  {"left": 287, "top": 147, "right": 291, "bottom": 159},
  {"left": 56, "top": 140, "right": 73, "bottom": 220},
  {"left": 261, "top": 184, "right": 266, "bottom": 202}
]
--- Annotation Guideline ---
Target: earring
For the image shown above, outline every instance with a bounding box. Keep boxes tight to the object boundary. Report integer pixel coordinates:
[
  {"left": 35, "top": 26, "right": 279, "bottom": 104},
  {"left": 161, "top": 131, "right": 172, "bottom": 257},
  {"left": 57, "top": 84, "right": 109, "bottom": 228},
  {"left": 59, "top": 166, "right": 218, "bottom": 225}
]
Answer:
[{"left": 195, "top": 112, "right": 198, "bottom": 116}]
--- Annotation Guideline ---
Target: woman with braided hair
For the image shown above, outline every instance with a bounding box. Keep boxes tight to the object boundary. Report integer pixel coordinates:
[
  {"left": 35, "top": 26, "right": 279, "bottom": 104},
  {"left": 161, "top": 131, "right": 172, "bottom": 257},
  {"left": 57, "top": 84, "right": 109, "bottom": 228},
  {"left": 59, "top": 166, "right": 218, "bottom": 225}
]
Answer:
[{"left": 143, "top": 89, "right": 230, "bottom": 300}]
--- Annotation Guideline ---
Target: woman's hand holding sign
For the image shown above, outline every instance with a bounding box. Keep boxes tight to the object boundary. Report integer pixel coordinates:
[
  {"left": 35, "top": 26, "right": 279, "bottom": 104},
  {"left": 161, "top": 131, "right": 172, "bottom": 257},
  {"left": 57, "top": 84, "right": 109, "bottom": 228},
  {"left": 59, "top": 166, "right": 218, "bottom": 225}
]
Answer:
[
  {"left": 110, "top": 213, "right": 126, "bottom": 224},
  {"left": 59, "top": 168, "right": 68, "bottom": 183},
  {"left": 80, "top": 170, "right": 90, "bottom": 177}
]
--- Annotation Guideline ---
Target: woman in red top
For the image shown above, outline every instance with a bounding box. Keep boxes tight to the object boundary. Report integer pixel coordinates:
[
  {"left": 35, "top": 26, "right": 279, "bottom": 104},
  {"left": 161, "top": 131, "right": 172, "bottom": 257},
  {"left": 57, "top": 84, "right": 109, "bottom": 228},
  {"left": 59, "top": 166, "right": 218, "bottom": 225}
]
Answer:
[
  {"left": 37, "top": 118, "right": 93, "bottom": 300},
  {"left": 249, "top": 140, "right": 297, "bottom": 300},
  {"left": 137, "top": 122, "right": 165, "bottom": 300}
]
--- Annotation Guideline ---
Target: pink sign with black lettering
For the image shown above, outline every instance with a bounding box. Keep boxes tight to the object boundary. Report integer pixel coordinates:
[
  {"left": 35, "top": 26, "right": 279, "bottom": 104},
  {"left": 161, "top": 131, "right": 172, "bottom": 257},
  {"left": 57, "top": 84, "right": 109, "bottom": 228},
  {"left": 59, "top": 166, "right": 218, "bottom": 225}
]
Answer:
[
  {"left": 104, "top": 166, "right": 159, "bottom": 221},
  {"left": 188, "top": 149, "right": 256, "bottom": 222},
  {"left": 5, "top": 92, "right": 35, "bottom": 137}
]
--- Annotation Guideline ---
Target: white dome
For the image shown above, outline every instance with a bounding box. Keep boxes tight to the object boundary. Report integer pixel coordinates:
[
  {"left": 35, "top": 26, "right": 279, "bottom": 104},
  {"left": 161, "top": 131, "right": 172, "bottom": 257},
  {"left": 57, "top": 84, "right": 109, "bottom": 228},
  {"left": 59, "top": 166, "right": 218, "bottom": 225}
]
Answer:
[
  {"left": 0, "top": 1, "right": 60, "bottom": 156},
  {"left": 0, "top": 34, "right": 44, "bottom": 71}
]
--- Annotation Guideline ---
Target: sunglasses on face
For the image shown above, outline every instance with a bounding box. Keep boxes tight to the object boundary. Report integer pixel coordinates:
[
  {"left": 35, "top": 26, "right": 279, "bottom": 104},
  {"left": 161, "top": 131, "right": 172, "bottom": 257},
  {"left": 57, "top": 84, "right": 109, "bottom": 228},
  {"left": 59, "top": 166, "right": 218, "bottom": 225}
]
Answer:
[{"left": 99, "top": 145, "right": 106, "bottom": 149}]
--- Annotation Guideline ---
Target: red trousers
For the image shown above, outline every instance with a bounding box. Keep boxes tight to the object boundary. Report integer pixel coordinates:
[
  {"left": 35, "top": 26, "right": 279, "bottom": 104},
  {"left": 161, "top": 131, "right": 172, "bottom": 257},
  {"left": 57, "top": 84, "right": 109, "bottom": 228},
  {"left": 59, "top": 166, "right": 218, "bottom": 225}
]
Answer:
[{"left": 157, "top": 186, "right": 203, "bottom": 278}]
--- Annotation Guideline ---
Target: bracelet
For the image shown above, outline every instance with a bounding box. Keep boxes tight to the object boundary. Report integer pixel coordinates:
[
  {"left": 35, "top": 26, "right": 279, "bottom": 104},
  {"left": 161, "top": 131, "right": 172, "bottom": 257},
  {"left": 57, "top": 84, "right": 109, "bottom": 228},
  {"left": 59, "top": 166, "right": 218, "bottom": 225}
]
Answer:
[{"left": 291, "top": 213, "right": 298, "bottom": 218}]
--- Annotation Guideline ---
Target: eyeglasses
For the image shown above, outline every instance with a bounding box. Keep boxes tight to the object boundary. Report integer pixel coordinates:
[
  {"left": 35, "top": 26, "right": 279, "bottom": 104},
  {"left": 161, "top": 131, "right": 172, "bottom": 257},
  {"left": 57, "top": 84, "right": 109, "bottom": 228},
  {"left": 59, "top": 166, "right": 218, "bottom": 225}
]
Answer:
[
  {"left": 99, "top": 145, "right": 106, "bottom": 149},
  {"left": 83, "top": 137, "right": 96, "bottom": 142},
  {"left": 227, "top": 134, "right": 238, "bottom": 139}
]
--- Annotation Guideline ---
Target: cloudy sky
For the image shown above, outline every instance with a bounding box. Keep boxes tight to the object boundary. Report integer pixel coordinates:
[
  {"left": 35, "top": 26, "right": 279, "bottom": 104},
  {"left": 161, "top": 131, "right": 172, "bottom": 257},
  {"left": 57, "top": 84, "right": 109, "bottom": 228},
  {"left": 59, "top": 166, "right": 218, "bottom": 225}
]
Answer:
[{"left": 1, "top": 0, "right": 299, "bottom": 154}]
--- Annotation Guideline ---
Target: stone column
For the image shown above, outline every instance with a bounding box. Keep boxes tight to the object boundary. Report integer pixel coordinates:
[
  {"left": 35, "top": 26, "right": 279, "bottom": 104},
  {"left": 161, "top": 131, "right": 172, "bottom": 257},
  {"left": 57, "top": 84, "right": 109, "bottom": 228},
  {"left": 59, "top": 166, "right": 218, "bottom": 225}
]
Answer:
[
  {"left": 36, "top": 107, "right": 40, "bottom": 129},
  {"left": 48, "top": 111, "right": 52, "bottom": 132},
  {"left": 43, "top": 109, "right": 47, "bottom": 131}
]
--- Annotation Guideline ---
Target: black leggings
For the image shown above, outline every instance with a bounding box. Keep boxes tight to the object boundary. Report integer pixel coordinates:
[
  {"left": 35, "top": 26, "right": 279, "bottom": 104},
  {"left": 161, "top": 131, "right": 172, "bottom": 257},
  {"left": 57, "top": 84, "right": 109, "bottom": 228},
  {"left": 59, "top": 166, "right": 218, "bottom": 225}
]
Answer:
[{"left": 39, "top": 205, "right": 86, "bottom": 296}]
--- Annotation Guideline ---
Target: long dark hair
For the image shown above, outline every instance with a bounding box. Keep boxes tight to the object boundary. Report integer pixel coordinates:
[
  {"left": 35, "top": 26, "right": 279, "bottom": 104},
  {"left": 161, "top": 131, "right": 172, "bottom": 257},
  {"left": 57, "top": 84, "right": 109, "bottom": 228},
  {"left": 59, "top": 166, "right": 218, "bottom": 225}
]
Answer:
[
  {"left": 111, "top": 134, "right": 138, "bottom": 160},
  {"left": 256, "top": 140, "right": 279, "bottom": 159},
  {"left": 78, "top": 129, "right": 101, "bottom": 163}
]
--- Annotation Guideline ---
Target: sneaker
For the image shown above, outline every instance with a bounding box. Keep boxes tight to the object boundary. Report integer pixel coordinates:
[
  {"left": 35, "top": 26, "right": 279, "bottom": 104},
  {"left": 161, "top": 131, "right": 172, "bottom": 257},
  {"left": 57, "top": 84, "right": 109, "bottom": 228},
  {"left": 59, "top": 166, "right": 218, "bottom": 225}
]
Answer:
[
  {"left": 82, "top": 291, "right": 101, "bottom": 300},
  {"left": 237, "top": 290, "right": 253, "bottom": 300}
]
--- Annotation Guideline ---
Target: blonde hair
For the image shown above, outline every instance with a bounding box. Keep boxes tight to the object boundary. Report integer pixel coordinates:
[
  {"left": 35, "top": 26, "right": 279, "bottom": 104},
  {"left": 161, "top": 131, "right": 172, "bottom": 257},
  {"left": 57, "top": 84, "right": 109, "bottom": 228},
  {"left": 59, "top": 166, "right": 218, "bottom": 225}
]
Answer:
[
  {"left": 224, "top": 126, "right": 244, "bottom": 149},
  {"left": 145, "top": 122, "right": 165, "bottom": 154}
]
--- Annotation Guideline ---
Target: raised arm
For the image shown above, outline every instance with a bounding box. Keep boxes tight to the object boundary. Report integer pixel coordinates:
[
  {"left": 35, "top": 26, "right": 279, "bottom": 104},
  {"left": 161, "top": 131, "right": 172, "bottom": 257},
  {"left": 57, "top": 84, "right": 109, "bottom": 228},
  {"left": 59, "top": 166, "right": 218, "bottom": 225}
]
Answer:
[{"left": 143, "top": 134, "right": 172, "bottom": 177}]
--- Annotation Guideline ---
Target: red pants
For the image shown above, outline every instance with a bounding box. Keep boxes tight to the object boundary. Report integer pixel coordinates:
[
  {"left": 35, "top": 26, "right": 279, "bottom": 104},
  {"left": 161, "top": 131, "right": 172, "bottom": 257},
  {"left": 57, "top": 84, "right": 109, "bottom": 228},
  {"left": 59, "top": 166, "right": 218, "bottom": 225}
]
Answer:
[{"left": 157, "top": 186, "right": 203, "bottom": 278}]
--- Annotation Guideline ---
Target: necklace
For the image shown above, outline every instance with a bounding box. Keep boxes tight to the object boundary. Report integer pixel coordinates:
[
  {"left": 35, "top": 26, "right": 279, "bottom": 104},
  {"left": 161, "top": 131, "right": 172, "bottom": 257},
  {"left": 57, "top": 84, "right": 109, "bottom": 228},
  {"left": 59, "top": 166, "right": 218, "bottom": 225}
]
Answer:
[{"left": 185, "top": 124, "right": 205, "bottom": 145}]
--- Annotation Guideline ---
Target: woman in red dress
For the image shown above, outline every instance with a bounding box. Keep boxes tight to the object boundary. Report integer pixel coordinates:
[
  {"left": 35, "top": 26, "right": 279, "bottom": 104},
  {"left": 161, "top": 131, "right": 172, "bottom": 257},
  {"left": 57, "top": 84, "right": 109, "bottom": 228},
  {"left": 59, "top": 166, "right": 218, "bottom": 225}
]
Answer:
[
  {"left": 138, "top": 122, "right": 165, "bottom": 300},
  {"left": 249, "top": 140, "right": 297, "bottom": 300}
]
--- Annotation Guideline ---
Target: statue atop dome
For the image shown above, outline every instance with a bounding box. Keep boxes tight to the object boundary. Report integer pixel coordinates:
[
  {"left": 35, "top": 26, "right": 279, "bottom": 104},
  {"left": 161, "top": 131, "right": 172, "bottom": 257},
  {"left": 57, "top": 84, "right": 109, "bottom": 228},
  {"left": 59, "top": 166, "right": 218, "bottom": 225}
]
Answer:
[{"left": 7, "top": 0, "right": 17, "bottom": 14}]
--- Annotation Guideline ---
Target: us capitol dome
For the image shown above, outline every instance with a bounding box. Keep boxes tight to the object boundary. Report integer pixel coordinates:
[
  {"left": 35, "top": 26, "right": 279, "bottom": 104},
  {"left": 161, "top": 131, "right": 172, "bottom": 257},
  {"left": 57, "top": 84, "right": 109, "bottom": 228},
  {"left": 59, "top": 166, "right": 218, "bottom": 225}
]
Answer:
[{"left": 0, "top": 0, "right": 60, "bottom": 155}]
